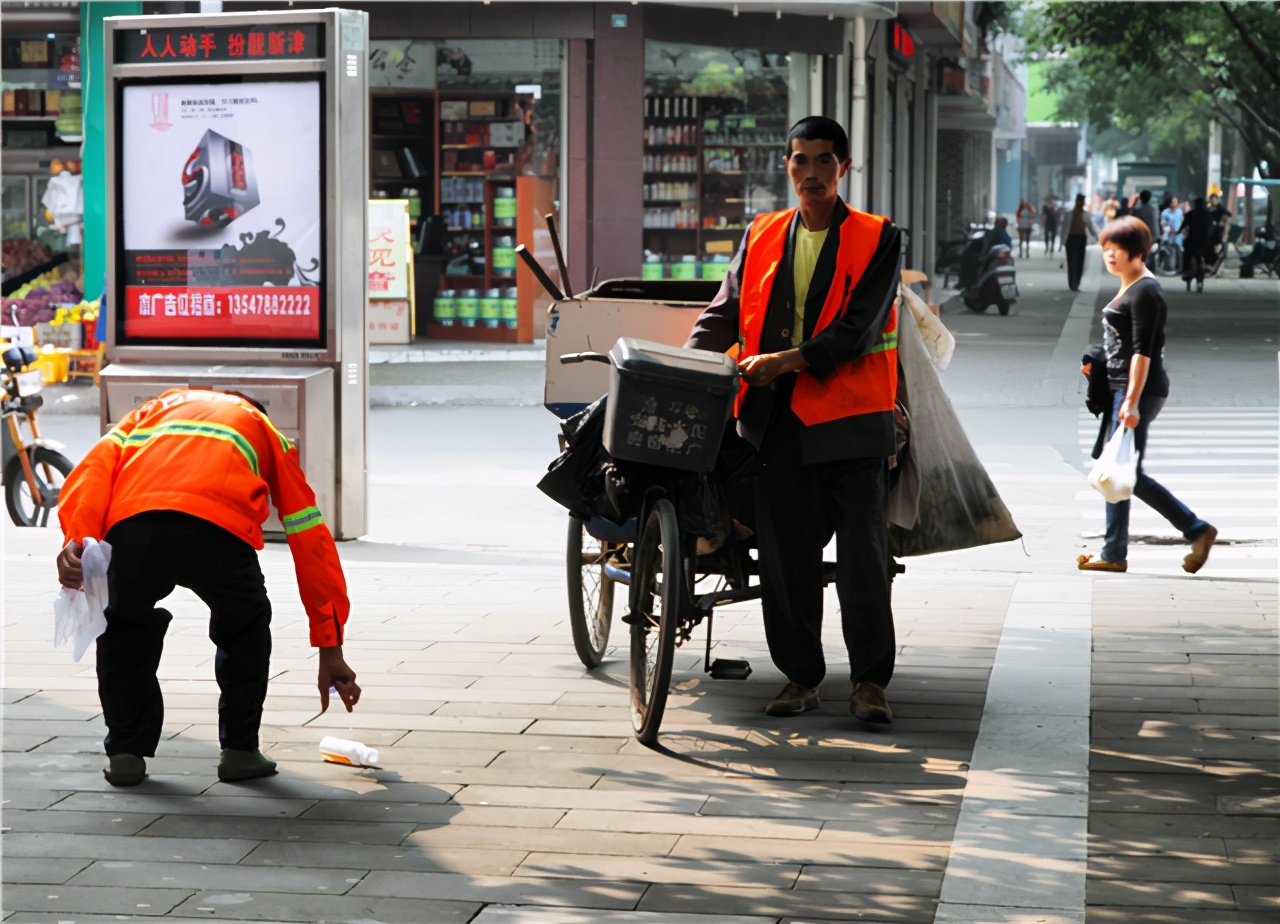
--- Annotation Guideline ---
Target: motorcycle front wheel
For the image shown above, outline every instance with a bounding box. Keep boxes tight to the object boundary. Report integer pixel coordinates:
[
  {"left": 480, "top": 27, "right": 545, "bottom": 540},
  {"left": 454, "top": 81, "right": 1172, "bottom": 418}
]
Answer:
[{"left": 4, "top": 446, "right": 74, "bottom": 527}]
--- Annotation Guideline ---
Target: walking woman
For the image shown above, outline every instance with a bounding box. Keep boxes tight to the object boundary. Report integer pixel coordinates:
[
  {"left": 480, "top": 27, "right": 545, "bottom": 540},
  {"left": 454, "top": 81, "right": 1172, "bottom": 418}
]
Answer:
[
  {"left": 1016, "top": 199, "right": 1035, "bottom": 258},
  {"left": 1078, "top": 216, "right": 1217, "bottom": 574},
  {"left": 1064, "top": 193, "right": 1094, "bottom": 291}
]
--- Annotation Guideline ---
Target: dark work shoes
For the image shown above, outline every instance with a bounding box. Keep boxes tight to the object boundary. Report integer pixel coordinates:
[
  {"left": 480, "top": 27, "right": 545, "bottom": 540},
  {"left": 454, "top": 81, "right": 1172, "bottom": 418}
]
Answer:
[
  {"left": 765, "top": 681, "right": 820, "bottom": 717},
  {"left": 103, "top": 754, "right": 146, "bottom": 787},
  {"left": 218, "top": 748, "right": 278, "bottom": 782},
  {"left": 851, "top": 682, "right": 893, "bottom": 725}
]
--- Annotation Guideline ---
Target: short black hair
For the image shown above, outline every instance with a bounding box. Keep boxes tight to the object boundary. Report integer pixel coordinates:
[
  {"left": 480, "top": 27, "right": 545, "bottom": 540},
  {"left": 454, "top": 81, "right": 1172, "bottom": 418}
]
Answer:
[
  {"left": 785, "top": 116, "right": 850, "bottom": 162},
  {"left": 1139, "top": 189, "right": 1152, "bottom": 203},
  {"left": 220, "top": 389, "right": 268, "bottom": 416}
]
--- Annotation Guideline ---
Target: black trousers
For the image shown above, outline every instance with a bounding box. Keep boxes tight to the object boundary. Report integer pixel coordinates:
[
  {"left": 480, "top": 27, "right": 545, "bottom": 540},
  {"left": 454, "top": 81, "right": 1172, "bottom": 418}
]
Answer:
[
  {"left": 752, "top": 408, "right": 895, "bottom": 690},
  {"left": 98, "top": 511, "right": 273, "bottom": 756},
  {"left": 1065, "top": 233, "right": 1087, "bottom": 290}
]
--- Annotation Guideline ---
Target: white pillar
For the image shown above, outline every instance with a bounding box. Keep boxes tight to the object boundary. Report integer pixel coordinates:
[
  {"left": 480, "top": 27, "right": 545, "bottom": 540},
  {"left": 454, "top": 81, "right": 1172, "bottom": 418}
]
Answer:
[{"left": 849, "top": 17, "right": 868, "bottom": 211}]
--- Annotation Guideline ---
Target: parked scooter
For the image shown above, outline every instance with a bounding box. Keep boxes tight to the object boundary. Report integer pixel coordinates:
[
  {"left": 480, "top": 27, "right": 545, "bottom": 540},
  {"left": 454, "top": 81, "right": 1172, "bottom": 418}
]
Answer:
[
  {"left": 958, "top": 228, "right": 1019, "bottom": 315},
  {"left": 1, "top": 345, "right": 75, "bottom": 526}
]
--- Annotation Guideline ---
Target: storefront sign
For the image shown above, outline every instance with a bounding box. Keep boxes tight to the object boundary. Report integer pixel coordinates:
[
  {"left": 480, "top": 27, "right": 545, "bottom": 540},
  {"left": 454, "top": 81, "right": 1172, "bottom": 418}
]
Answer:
[
  {"left": 888, "top": 20, "right": 916, "bottom": 63},
  {"left": 367, "top": 298, "right": 411, "bottom": 343},
  {"left": 118, "top": 78, "right": 323, "bottom": 343},
  {"left": 115, "top": 24, "right": 323, "bottom": 64},
  {"left": 366, "top": 199, "right": 411, "bottom": 299}
]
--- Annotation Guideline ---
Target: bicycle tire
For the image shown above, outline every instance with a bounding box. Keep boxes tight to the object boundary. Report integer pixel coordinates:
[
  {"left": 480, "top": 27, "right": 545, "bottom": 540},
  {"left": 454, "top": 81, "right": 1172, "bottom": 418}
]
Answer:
[
  {"left": 1153, "top": 243, "right": 1181, "bottom": 277},
  {"left": 628, "top": 498, "right": 680, "bottom": 746},
  {"left": 566, "top": 515, "right": 615, "bottom": 669},
  {"left": 4, "top": 446, "right": 73, "bottom": 528}
]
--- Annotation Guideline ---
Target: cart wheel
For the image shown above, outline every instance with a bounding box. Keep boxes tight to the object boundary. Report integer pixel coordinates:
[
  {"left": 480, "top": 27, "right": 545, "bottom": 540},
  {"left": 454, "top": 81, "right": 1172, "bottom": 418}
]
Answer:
[
  {"left": 567, "top": 515, "right": 615, "bottom": 669},
  {"left": 629, "top": 498, "right": 681, "bottom": 746}
]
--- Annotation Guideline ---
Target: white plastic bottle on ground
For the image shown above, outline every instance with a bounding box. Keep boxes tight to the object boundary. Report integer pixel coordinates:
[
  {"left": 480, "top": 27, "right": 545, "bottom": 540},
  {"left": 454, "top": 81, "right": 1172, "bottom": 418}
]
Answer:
[{"left": 319, "top": 736, "right": 379, "bottom": 767}]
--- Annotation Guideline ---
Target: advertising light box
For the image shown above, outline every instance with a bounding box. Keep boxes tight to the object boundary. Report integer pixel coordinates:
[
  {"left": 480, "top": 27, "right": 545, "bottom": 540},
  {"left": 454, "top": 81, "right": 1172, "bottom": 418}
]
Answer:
[{"left": 117, "top": 76, "right": 324, "bottom": 346}]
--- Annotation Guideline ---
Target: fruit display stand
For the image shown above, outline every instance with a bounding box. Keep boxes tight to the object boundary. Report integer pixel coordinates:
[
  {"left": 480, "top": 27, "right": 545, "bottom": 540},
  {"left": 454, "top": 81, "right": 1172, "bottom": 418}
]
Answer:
[{"left": 8, "top": 299, "right": 102, "bottom": 385}]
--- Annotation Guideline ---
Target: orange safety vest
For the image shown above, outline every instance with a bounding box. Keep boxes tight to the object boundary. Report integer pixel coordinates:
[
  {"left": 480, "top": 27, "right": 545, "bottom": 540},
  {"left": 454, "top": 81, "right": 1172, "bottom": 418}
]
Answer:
[
  {"left": 737, "top": 205, "right": 898, "bottom": 427},
  {"left": 59, "top": 388, "right": 349, "bottom": 647}
]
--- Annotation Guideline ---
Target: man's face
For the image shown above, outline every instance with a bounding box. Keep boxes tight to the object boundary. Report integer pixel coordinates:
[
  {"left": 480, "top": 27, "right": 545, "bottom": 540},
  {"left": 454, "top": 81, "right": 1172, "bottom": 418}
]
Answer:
[{"left": 785, "top": 137, "right": 850, "bottom": 208}]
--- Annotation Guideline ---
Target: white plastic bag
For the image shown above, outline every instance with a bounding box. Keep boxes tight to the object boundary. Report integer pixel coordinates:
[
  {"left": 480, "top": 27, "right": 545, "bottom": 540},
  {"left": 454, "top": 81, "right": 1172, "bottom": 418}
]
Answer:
[
  {"left": 53, "top": 538, "right": 112, "bottom": 662},
  {"left": 1089, "top": 427, "right": 1139, "bottom": 503},
  {"left": 899, "top": 283, "right": 955, "bottom": 370}
]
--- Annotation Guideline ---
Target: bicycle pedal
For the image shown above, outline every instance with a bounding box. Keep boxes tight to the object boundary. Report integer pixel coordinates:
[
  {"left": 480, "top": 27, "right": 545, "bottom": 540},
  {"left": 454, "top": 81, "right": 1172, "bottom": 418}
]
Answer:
[{"left": 708, "top": 658, "right": 752, "bottom": 680}]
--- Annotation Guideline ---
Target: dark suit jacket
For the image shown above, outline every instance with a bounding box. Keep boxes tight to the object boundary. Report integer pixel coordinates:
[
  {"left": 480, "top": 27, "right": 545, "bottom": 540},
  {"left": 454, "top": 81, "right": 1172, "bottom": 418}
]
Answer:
[{"left": 685, "top": 199, "right": 902, "bottom": 463}]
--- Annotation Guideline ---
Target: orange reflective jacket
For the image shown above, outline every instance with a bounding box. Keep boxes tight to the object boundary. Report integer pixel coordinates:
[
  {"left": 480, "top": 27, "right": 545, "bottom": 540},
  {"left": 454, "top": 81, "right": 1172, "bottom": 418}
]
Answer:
[
  {"left": 59, "top": 388, "right": 349, "bottom": 647},
  {"left": 738, "top": 205, "right": 898, "bottom": 426}
]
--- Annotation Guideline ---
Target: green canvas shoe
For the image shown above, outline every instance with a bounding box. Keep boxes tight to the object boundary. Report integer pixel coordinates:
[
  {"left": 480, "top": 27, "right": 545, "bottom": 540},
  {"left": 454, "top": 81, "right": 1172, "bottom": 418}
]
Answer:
[{"left": 217, "top": 748, "right": 278, "bottom": 782}]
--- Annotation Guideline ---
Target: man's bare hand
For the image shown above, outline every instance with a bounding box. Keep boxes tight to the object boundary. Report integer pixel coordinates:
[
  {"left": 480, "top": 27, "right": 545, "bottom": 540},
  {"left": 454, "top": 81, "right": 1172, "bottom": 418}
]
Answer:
[
  {"left": 738, "top": 350, "right": 806, "bottom": 388},
  {"left": 317, "top": 646, "right": 361, "bottom": 713},
  {"left": 56, "top": 540, "right": 84, "bottom": 589}
]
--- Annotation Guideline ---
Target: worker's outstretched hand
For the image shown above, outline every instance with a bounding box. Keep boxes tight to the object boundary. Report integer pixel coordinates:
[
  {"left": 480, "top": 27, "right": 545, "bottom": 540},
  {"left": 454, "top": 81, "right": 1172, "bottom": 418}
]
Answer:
[
  {"left": 317, "top": 646, "right": 361, "bottom": 713},
  {"left": 738, "top": 349, "right": 807, "bottom": 388},
  {"left": 56, "top": 540, "right": 84, "bottom": 589}
]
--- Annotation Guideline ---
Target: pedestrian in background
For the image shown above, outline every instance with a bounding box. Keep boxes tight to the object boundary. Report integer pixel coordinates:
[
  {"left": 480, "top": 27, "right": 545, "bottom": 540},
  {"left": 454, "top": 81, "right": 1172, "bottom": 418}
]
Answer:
[
  {"left": 1180, "top": 196, "right": 1213, "bottom": 292},
  {"left": 685, "top": 116, "right": 901, "bottom": 727},
  {"left": 1016, "top": 200, "right": 1035, "bottom": 258},
  {"left": 1042, "top": 194, "right": 1060, "bottom": 255},
  {"left": 1064, "top": 193, "right": 1095, "bottom": 291},
  {"left": 1131, "top": 190, "right": 1159, "bottom": 268},
  {"left": 1077, "top": 216, "right": 1217, "bottom": 574},
  {"left": 56, "top": 387, "right": 361, "bottom": 787}
]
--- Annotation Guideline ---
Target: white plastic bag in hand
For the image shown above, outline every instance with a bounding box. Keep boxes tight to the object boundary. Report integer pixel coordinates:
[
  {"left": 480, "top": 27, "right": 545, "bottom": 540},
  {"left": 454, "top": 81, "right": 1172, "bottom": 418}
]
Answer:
[
  {"left": 52, "top": 538, "right": 112, "bottom": 662},
  {"left": 1089, "top": 427, "right": 1139, "bottom": 503},
  {"left": 899, "top": 283, "right": 955, "bottom": 370}
]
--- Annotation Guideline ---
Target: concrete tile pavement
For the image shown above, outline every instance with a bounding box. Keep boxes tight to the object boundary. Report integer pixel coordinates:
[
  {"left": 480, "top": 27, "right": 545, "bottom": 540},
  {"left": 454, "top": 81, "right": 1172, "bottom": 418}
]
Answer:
[{"left": 3, "top": 241, "right": 1277, "bottom": 922}]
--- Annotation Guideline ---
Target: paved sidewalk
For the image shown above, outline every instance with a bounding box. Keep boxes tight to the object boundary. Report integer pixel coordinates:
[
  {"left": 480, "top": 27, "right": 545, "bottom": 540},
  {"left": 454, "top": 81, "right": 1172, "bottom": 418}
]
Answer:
[{"left": 2, "top": 244, "right": 1276, "bottom": 922}]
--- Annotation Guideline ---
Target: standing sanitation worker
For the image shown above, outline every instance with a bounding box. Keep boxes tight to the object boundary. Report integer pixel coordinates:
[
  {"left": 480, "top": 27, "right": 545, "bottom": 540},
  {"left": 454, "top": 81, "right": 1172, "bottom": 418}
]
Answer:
[
  {"left": 56, "top": 387, "right": 360, "bottom": 787},
  {"left": 685, "top": 116, "right": 901, "bottom": 726}
]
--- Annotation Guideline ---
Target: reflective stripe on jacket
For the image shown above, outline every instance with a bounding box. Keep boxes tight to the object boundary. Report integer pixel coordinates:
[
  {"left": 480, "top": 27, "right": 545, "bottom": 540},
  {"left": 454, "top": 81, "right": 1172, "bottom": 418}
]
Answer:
[
  {"left": 738, "top": 205, "right": 898, "bottom": 426},
  {"left": 59, "top": 387, "right": 349, "bottom": 647}
]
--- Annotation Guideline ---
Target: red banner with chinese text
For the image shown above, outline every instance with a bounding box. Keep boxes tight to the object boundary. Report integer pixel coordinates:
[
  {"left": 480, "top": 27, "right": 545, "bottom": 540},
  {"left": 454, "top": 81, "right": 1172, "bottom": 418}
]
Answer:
[{"left": 124, "top": 286, "right": 320, "bottom": 339}]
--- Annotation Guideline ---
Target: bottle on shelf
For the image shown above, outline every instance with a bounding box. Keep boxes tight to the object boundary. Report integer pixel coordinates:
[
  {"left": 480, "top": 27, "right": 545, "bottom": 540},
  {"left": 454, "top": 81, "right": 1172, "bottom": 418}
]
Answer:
[
  {"left": 492, "top": 235, "right": 516, "bottom": 278},
  {"left": 457, "top": 288, "right": 480, "bottom": 328},
  {"left": 501, "top": 286, "right": 518, "bottom": 329},
  {"left": 434, "top": 289, "right": 457, "bottom": 326},
  {"left": 493, "top": 185, "right": 516, "bottom": 227},
  {"left": 481, "top": 287, "right": 503, "bottom": 329}
]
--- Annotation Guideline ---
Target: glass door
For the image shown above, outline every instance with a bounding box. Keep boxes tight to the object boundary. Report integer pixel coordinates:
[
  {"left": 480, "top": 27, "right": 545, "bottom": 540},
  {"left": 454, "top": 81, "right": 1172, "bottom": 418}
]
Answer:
[{"left": 3, "top": 174, "right": 31, "bottom": 240}]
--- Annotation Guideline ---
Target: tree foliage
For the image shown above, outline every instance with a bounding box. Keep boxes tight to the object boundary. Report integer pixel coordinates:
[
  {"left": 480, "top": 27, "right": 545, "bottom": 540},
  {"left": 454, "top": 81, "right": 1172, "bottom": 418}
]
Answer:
[{"left": 1028, "top": 1, "right": 1280, "bottom": 189}]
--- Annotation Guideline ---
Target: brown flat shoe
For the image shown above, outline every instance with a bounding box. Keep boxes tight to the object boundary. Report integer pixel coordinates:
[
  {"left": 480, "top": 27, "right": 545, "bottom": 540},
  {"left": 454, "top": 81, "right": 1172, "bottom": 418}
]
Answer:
[
  {"left": 851, "top": 682, "right": 893, "bottom": 725},
  {"left": 1077, "top": 554, "right": 1127, "bottom": 573},
  {"left": 1182, "top": 525, "right": 1218, "bottom": 574}
]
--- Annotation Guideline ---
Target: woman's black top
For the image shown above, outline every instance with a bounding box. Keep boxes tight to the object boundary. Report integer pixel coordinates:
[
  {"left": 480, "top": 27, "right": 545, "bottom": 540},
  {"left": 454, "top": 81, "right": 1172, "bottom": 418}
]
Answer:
[{"left": 1102, "top": 276, "right": 1169, "bottom": 397}]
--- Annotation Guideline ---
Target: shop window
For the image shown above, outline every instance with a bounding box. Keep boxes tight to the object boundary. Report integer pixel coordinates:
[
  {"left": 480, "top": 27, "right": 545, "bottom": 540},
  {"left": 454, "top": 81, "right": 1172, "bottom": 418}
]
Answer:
[
  {"left": 642, "top": 41, "right": 794, "bottom": 280},
  {"left": 365, "top": 39, "right": 563, "bottom": 342}
]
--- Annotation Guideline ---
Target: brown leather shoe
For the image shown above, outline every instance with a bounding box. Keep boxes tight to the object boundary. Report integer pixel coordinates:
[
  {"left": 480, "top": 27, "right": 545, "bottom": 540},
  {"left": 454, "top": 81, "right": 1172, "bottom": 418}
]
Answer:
[
  {"left": 1182, "top": 525, "right": 1218, "bottom": 574},
  {"left": 851, "top": 682, "right": 893, "bottom": 725},
  {"left": 764, "top": 681, "right": 820, "bottom": 717},
  {"left": 1077, "top": 554, "right": 1127, "bottom": 573}
]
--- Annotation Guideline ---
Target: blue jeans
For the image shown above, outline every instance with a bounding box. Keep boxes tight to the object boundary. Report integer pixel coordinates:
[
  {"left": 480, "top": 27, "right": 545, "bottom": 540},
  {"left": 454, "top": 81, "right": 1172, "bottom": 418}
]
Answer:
[{"left": 1102, "top": 390, "right": 1210, "bottom": 562}]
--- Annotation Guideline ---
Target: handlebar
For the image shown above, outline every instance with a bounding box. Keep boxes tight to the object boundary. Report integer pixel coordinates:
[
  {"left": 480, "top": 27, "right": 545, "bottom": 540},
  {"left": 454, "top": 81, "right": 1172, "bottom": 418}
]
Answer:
[{"left": 559, "top": 351, "right": 611, "bottom": 366}]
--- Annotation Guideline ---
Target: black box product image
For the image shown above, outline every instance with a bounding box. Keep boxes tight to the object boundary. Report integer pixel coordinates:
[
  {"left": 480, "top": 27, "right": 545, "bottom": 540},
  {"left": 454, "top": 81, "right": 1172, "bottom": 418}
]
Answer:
[{"left": 181, "top": 128, "right": 261, "bottom": 227}]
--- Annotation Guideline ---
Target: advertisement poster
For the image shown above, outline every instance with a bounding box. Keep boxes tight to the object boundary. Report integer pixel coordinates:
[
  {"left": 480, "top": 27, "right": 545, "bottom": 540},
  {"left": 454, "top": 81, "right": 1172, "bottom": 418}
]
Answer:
[
  {"left": 120, "top": 79, "right": 322, "bottom": 341},
  {"left": 366, "top": 198, "right": 410, "bottom": 299}
]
